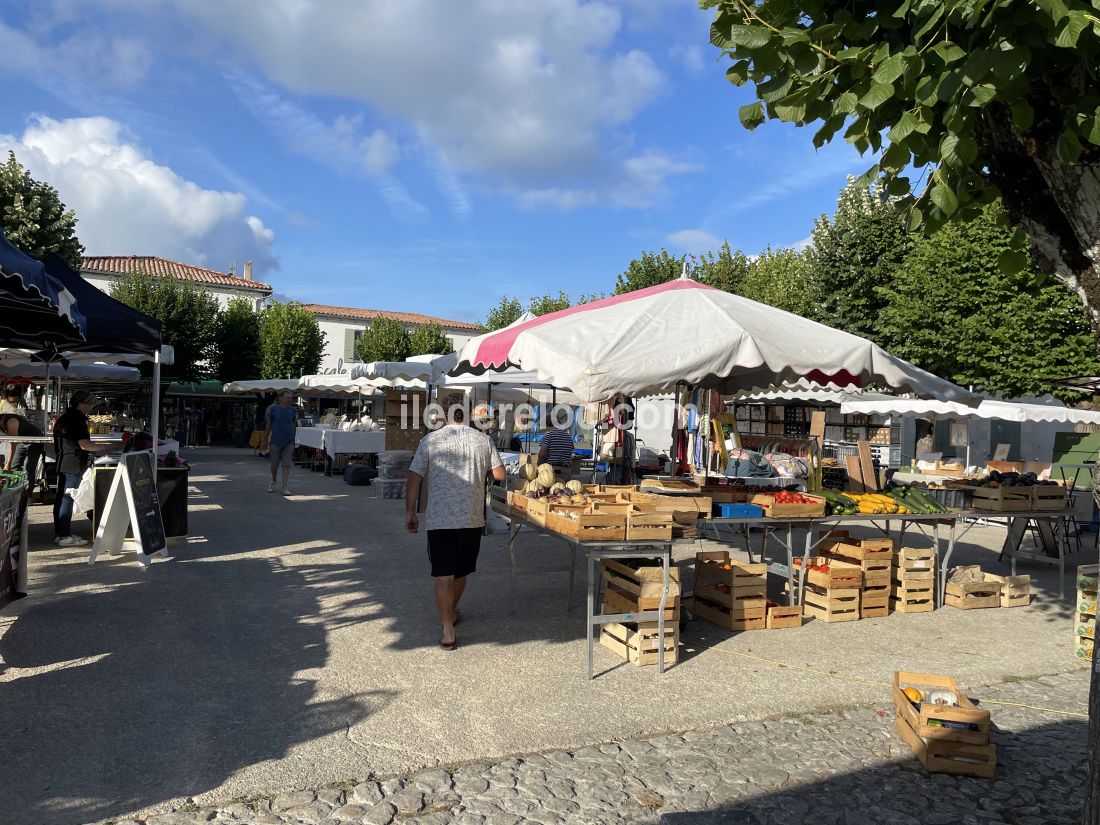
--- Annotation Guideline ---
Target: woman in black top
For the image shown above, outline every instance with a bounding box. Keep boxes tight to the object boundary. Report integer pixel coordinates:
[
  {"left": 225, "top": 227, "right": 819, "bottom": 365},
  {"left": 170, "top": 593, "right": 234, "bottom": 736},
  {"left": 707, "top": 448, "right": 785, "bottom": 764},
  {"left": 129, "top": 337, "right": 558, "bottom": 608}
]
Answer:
[
  {"left": 1, "top": 412, "right": 44, "bottom": 497},
  {"left": 52, "top": 391, "right": 108, "bottom": 546}
]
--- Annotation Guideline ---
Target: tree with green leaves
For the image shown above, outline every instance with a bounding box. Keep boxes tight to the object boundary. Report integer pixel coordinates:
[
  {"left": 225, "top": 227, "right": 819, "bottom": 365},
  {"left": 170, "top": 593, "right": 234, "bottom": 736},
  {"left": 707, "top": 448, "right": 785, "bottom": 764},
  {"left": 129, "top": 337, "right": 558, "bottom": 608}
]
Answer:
[
  {"left": 528, "top": 292, "right": 572, "bottom": 316},
  {"left": 110, "top": 272, "right": 219, "bottom": 381},
  {"left": 212, "top": 298, "right": 262, "bottom": 383},
  {"left": 0, "top": 150, "right": 83, "bottom": 268},
  {"left": 806, "top": 178, "right": 912, "bottom": 342},
  {"left": 408, "top": 322, "right": 454, "bottom": 356},
  {"left": 484, "top": 295, "right": 524, "bottom": 330},
  {"left": 880, "top": 201, "right": 1099, "bottom": 398},
  {"left": 615, "top": 249, "right": 686, "bottom": 294},
  {"left": 259, "top": 301, "right": 325, "bottom": 378},
  {"left": 706, "top": 3, "right": 1100, "bottom": 816},
  {"left": 355, "top": 316, "right": 411, "bottom": 363},
  {"left": 696, "top": 241, "right": 752, "bottom": 293},
  {"left": 740, "top": 247, "right": 821, "bottom": 319}
]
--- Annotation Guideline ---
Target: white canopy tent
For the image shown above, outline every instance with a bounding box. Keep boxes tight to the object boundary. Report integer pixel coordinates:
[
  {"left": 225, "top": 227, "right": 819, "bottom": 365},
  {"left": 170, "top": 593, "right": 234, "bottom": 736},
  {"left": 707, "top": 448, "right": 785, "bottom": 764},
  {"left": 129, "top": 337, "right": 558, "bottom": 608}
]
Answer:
[
  {"left": 0, "top": 362, "right": 141, "bottom": 382},
  {"left": 223, "top": 378, "right": 310, "bottom": 395},
  {"left": 840, "top": 396, "right": 1100, "bottom": 469},
  {"left": 450, "top": 276, "right": 977, "bottom": 404}
]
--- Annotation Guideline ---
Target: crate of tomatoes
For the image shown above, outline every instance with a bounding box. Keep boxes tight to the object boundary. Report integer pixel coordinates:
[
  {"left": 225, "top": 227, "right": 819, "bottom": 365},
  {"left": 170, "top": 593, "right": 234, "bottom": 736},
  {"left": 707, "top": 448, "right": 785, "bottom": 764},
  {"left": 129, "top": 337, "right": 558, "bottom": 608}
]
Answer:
[{"left": 750, "top": 491, "right": 825, "bottom": 518}]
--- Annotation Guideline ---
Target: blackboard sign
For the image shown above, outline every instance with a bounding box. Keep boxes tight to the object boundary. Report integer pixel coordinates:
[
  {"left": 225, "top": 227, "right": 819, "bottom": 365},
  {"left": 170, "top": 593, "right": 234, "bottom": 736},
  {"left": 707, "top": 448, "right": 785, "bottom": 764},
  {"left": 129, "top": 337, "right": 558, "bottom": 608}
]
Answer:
[
  {"left": 125, "top": 451, "right": 167, "bottom": 556},
  {"left": 90, "top": 450, "right": 168, "bottom": 566}
]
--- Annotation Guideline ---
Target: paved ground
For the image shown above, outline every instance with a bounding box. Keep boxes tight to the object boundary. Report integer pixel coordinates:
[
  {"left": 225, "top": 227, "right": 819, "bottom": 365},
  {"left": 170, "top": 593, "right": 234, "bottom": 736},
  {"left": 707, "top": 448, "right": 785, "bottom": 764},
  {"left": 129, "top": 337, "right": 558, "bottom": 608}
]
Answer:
[
  {"left": 112, "top": 671, "right": 1091, "bottom": 825},
  {"left": 0, "top": 447, "right": 1092, "bottom": 825}
]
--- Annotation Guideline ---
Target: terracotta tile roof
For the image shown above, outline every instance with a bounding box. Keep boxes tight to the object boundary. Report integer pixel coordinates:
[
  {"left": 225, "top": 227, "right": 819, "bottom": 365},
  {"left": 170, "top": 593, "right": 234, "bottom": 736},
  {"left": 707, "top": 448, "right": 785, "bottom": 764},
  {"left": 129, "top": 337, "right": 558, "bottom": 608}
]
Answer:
[
  {"left": 301, "top": 303, "right": 482, "bottom": 331},
  {"left": 80, "top": 255, "right": 272, "bottom": 292}
]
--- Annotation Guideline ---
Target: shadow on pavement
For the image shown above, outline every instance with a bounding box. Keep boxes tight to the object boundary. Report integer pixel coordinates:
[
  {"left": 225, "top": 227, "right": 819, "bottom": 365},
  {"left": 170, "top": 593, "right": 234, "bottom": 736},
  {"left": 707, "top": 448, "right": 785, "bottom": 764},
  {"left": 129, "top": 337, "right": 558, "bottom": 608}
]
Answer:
[
  {"left": 656, "top": 718, "right": 1087, "bottom": 825},
  {"left": 0, "top": 550, "right": 384, "bottom": 825}
]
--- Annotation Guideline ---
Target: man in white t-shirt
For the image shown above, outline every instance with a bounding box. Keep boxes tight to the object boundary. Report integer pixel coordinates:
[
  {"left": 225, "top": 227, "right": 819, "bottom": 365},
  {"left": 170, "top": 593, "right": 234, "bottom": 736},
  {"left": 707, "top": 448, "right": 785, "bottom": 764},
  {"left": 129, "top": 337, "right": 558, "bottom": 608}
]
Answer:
[{"left": 406, "top": 402, "right": 505, "bottom": 650}]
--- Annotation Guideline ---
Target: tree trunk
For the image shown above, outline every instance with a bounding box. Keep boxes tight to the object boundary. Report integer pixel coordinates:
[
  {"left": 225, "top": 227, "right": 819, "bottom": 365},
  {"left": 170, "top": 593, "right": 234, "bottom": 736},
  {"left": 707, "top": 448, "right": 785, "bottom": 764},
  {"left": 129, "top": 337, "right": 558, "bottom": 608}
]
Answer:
[{"left": 979, "top": 106, "right": 1100, "bottom": 825}]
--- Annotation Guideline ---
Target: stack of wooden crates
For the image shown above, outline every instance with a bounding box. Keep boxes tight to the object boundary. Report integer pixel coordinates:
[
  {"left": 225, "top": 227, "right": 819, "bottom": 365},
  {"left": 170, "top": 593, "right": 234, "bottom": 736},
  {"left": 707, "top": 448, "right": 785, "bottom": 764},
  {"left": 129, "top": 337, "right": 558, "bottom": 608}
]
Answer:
[
  {"left": 1077, "top": 564, "right": 1097, "bottom": 662},
  {"left": 793, "top": 554, "right": 861, "bottom": 622},
  {"left": 892, "top": 548, "right": 936, "bottom": 613},
  {"left": 599, "top": 558, "right": 680, "bottom": 666},
  {"left": 823, "top": 533, "right": 893, "bottom": 619},
  {"left": 693, "top": 550, "right": 768, "bottom": 630}
]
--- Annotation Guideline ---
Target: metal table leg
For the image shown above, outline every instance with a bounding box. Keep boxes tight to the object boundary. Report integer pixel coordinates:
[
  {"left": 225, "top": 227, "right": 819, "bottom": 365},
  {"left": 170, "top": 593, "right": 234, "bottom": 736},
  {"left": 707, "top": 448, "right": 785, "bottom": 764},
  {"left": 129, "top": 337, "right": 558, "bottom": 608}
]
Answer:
[
  {"left": 566, "top": 544, "right": 577, "bottom": 612},
  {"left": 939, "top": 519, "right": 958, "bottom": 606},
  {"left": 658, "top": 547, "right": 669, "bottom": 673},
  {"left": 586, "top": 551, "right": 596, "bottom": 680},
  {"left": 507, "top": 519, "right": 520, "bottom": 613}
]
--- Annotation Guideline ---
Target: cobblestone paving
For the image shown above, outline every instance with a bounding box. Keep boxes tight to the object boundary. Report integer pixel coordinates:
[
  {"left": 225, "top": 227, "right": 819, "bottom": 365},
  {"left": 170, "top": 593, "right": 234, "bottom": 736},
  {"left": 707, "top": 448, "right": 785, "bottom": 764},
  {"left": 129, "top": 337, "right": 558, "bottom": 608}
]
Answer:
[{"left": 108, "top": 671, "right": 1089, "bottom": 825}]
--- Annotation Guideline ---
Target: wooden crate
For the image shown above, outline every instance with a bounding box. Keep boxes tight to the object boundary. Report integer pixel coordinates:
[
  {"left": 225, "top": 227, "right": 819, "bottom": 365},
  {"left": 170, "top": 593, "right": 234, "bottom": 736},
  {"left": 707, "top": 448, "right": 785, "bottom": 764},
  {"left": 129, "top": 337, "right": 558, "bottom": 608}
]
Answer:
[
  {"left": 861, "top": 604, "right": 890, "bottom": 619},
  {"left": 893, "top": 671, "right": 991, "bottom": 744},
  {"left": 1077, "top": 637, "right": 1095, "bottom": 661},
  {"left": 890, "top": 579, "right": 934, "bottom": 613},
  {"left": 1078, "top": 592, "right": 1098, "bottom": 616},
  {"left": 601, "top": 558, "right": 680, "bottom": 611},
  {"left": 894, "top": 712, "right": 997, "bottom": 779},
  {"left": 694, "top": 585, "right": 766, "bottom": 618},
  {"left": 1032, "top": 484, "right": 1067, "bottom": 511},
  {"left": 1075, "top": 613, "right": 1095, "bottom": 640},
  {"left": 826, "top": 537, "right": 894, "bottom": 573},
  {"left": 525, "top": 496, "right": 551, "bottom": 526},
  {"left": 639, "top": 478, "right": 701, "bottom": 494},
  {"left": 600, "top": 621, "right": 679, "bottom": 666},
  {"left": 547, "top": 507, "right": 625, "bottom": 541},
  {"left": 969, "top": 486, "right": 1032, "bottom": 512},
  {"left": 945, "top": 568, "right": 1002, "bottom": 610},
  {"left": 860, "top": 580, "right": 891, "bottom": 610},
  {"left": 801, "top": 582, "right": 860, "bottom": 623},
  {"left": 750, "top": 493, "right": 826, "bottom": 518},
  {"left": 793, "top": 556, "right": 862, "bottom": 589},
  {"left": 602, "top": 588, "right": 677, "bottom": 622},
  {"left": 894, "top": 547, "right": 936, "bottom": 579},
  {"left": 766, "top": 604, "right": 803, "bottom": 629},
  {"left": 695, "top": 551, "right": 767, "bottom": 597},
  {"left": 1078, "top": 563, "right": 1098, "bottom": 594},
  {"left": 625, "top": 507, "right": 673, "bottom": 542},
  {"left": 694, "top": 594, "right": 767, "bottom": 631},
  {"left": 626, "top": 490, "right": 713, "bottom": 520},
  {"left": 982, "top": 572, "right": 1030, "bottom": 608}
]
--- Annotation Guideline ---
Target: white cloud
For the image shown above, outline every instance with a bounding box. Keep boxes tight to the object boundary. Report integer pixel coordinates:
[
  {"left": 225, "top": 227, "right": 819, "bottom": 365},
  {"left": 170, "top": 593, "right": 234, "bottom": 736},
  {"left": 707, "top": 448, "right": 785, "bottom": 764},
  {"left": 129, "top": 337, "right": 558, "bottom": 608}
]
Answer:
[
  {"left": 0, "top": 116, "right": 278, "bottom": 275},
  {"left": 224, "top": 69, "right": 426, "bottom": 220},
  {"left": 98, "top": 0, "right": 678, "bottom": 209},
  {"left": 517, "top": 151, "right": 699, "bottom": 210},
  {"left": 667, "top": 229, "right": 722, "bottom": 252},
  {"left": 669, "top": 43, "right": 706, "bottom": 75}
]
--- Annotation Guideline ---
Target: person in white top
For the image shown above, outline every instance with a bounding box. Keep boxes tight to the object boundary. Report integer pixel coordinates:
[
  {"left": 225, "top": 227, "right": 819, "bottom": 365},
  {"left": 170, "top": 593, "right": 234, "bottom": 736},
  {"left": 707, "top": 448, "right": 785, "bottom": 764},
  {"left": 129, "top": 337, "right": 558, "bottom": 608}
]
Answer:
[{"left": 406, "top": 402, "right": 505, "bottom": 650}]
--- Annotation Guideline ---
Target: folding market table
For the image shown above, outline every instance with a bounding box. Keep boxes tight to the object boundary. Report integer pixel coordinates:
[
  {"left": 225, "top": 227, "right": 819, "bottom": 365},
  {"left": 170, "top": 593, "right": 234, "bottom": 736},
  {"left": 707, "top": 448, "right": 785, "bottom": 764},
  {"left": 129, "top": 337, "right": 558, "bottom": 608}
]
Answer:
[{"left": 492, "top": 498, "right": 686, "bottom": 679}]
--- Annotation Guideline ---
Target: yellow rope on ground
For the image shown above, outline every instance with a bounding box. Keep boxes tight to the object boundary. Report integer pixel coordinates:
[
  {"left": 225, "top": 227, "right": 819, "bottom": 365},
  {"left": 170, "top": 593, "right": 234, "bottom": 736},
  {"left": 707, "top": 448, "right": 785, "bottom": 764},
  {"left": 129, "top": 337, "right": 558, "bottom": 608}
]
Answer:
[{"left": 697, "top": 644, "right": 1089, "bottom": 718}]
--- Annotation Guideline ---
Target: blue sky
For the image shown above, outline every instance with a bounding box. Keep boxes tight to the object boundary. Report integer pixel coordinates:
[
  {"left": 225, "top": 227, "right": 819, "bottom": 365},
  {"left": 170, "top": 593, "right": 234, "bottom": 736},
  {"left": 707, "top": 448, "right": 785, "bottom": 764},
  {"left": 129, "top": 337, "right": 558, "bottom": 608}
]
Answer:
[{"left": 0, "top": 1, "right": 869, "bottom": 324}]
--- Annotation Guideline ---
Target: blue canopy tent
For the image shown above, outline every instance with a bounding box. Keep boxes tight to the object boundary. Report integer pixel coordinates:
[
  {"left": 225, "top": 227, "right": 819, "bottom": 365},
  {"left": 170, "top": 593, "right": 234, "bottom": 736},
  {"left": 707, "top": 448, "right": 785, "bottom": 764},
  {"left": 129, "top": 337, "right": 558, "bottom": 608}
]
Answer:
[{"left": 0, "top": 229, "right": 86, "bottom": 345}]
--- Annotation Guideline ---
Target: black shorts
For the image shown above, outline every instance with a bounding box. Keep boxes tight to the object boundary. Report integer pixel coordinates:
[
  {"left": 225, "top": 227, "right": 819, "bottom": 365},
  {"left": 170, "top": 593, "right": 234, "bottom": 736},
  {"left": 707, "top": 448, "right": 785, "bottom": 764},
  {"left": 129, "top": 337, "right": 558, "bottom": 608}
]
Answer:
[{"left": 427, "top": 528, "right": 482, "bottom": 578}]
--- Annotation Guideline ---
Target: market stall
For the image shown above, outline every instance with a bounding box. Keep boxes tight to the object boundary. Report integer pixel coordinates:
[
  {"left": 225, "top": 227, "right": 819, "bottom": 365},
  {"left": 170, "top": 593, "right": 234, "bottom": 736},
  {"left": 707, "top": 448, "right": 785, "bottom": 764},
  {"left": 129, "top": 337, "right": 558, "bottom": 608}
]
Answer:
[{"left": 442, "top": 275, "right": 984, "bottom": 675}]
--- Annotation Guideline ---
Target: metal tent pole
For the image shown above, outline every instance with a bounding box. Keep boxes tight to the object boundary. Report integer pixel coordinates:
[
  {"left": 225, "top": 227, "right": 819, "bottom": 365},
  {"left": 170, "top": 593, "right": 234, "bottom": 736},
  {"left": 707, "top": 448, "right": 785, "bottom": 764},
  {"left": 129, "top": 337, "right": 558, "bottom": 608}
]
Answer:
[{"left": 150, "top": 348, "right": 161, "bottom": 481}]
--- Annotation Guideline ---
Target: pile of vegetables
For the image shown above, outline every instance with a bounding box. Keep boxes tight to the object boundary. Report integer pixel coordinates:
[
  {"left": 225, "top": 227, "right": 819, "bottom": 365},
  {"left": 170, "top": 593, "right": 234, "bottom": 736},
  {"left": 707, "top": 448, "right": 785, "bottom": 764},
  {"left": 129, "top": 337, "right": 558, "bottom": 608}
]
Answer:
[
  {"left": 973, "top": 470, "right": 1061, "bottom": 488},
  {"left": 520, "top": 465, "right": 587, "bottom": 504},
  {"left": 771, "top": 490, "right": 819, "bottom": 505},
  {"left": 817, "top": 486, "right": 949, "bottom": 515},
  {"left": 818, "top": 489, "right": 859, "bottom": 515}
]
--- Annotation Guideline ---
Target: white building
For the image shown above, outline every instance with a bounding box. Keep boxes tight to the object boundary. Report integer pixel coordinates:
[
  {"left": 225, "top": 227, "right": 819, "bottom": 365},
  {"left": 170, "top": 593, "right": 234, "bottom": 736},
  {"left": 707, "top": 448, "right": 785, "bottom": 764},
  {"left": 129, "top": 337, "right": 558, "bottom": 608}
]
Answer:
[
  {"left": 301, "top": 304, "right": 481, "bottom": 374},
  {"left": 81, "top": 256, "right": 272, "bottom": 310}
]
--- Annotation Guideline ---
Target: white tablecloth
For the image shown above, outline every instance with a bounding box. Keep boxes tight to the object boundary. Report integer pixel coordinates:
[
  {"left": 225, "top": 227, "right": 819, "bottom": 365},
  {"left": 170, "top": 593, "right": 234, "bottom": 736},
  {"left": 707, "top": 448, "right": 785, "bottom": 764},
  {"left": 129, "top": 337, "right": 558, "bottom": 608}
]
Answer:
[{"left": 295, "top": 427, "right": 385, "bottom": 459}]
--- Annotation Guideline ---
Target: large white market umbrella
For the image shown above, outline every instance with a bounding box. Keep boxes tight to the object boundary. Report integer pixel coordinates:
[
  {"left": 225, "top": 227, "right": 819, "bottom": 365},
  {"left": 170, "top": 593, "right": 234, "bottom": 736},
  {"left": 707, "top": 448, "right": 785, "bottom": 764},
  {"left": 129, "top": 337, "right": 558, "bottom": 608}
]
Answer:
[{"left": 450, "top": 276, "right": 977, "bottom": 404}]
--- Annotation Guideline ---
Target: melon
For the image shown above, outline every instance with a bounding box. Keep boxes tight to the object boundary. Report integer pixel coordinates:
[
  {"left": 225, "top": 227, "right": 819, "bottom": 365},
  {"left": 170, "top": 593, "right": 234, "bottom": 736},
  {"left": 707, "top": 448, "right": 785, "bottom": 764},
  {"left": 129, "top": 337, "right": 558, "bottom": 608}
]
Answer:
[
  {"left": 523, "top": 479, "right": 544, "bottom": 496},
  {"left": 565, "top": 479, "right": 585, "bottom": 495},
  {"left": 519, "top": 463, "right": 538, "bottom": 481},
  {"left": 537, "top": 463, "right": 556, "bottom": 488},
  {"left": 549, "top": 482, "right": 567, "bottom": 495}
]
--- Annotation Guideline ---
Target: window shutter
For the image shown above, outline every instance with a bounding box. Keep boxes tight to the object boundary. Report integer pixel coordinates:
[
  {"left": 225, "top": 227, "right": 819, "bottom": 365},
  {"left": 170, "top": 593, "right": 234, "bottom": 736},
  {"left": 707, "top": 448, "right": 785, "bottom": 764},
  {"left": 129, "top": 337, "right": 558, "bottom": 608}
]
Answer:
[{"left": 344, "top": 328, "right": 356, "bottom": 361}]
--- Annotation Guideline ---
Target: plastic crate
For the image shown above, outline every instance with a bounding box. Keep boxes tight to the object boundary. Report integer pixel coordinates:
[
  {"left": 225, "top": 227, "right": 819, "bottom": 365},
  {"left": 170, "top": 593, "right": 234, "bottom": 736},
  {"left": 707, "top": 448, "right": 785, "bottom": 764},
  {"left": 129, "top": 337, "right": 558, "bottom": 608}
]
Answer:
[{"left": 713, "top": 502, "right": 764, "bottom": 518}]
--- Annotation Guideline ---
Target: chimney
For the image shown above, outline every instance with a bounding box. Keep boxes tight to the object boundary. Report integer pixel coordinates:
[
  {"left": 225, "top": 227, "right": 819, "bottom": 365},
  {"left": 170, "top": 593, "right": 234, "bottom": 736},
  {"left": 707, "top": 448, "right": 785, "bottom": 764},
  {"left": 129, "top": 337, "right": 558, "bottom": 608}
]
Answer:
[{"left": 243, "top": 260, "right": 253, "bottom": 281}]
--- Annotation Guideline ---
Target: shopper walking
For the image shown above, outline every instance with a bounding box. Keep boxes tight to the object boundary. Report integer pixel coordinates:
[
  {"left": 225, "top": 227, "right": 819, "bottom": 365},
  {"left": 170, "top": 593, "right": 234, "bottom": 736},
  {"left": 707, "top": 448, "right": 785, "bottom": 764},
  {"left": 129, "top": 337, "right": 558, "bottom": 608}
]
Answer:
[
  {"left": 52, "top": 390, "right": 108, "bottom": 546},
  {"left": 1, "top": 412, "right": 44, "bottom": 497},
  {"left": 405, "top": 399, "right": 505, "bottom": 650},
  {"left": 265, "top": 389, "right": 299, "bottom": 495}
]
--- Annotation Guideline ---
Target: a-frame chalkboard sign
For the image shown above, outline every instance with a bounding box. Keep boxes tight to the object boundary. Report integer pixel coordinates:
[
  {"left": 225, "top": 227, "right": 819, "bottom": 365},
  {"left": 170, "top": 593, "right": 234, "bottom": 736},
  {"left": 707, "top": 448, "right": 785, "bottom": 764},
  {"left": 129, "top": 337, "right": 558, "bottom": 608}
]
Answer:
[{"left": 89, "top": 450, "right": 168, "bottom": 566}]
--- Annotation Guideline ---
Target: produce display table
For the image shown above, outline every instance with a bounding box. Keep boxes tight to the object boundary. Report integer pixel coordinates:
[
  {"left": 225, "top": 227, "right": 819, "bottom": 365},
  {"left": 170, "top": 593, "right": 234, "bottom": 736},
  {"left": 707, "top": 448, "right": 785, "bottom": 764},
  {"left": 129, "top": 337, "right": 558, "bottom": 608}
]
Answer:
[
  {"left": 491, "top": 498, "right": 687, "bottom": 679},
  {"left": 295, "top": 427, "right": 386, "bottom": 474}
]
